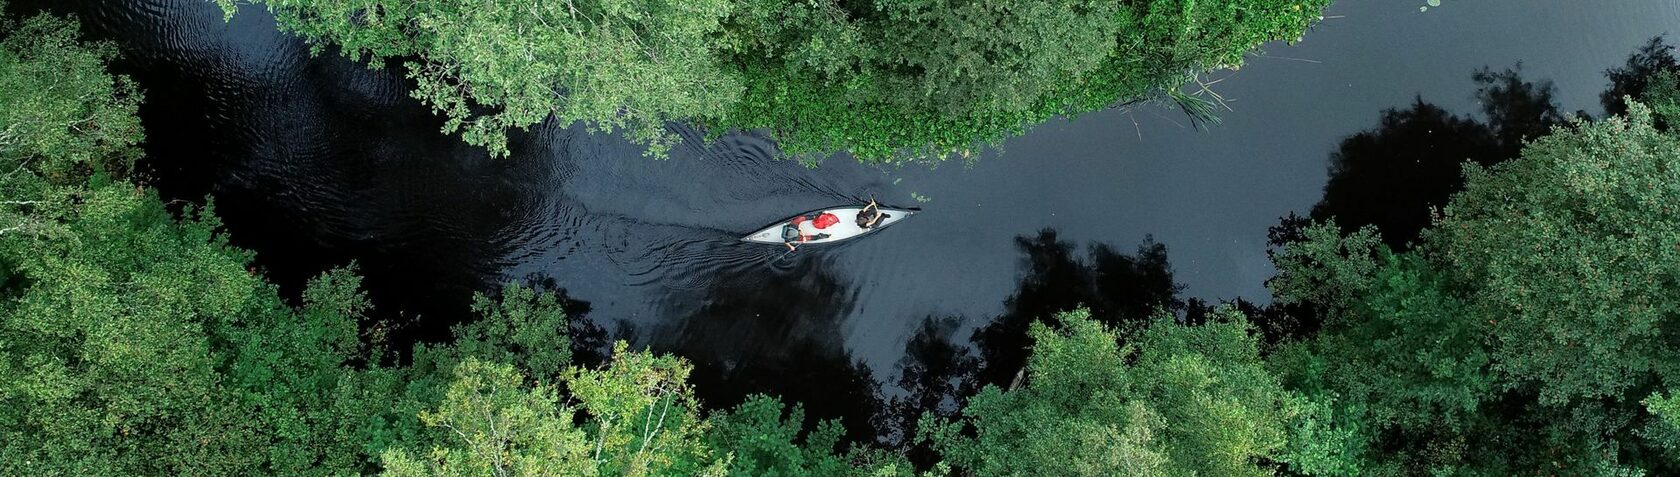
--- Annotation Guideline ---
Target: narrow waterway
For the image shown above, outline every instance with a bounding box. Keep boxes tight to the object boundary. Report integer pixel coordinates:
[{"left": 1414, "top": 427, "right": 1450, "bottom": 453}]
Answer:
[{"left": 19, "top": 0, "right": 1680, "bottom": 440}]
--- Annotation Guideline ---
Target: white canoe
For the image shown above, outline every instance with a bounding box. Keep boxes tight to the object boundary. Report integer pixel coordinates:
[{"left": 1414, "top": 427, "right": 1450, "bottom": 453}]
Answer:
[{"left": 741, "top": 206, "right": 916, "bottom": 244}]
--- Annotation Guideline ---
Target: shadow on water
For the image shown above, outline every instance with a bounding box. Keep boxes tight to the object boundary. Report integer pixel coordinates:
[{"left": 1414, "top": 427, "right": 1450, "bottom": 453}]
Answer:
[
  {"left": 515, "top": 273, "right": 612, "bottom": 368},
  {"left": 1264, "top": 36, "right": 1678, "bottom": 345},
  {"left": 643, "top": 253, "right": 882, "bottom": 443},
  {"left": 878, "top": 315, "right": 978, "bottom": 465},
  {"left": 11, "top": 0, "right": 554, "bottom": 344},
  {"left": 970, "top": 229, "right": 1184, "bottom": 388},
  {"left": 14, "top": 0, "right": 895, "bottom": 341},
  {"left": 1279, "top": 37, "right": 1675, "bottom": 253},
  {"left": 23, "top": 0, "right": 1680, "bottom": 457},
  {"left": 872, "top": 44, "right": 1678, "bottom": 437},
  {"left": 1284, "top": 65, "right": 1567, "bottom": 252},
  {"left": 1262, "top": 63, "right": 1560, "bottom": 342},
  {"left": 872, "top": 229, "right": 1199, "bottom": 463},
  {"left": 1603, "top": 37, "right": 1679, "bottom": 118},
  {"left": 19, "top": 0, "right": 907, "bottom": 444}
]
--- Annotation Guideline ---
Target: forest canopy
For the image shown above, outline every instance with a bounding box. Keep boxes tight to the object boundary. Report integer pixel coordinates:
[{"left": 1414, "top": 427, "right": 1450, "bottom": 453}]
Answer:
[
  {"left": 215, "top": 0, "right": 1330, "bottom": 162},
  {"left": 1268, "top": 103, "right": 1680, "bottom": 474},
  {"left": 7, "top": 3, "right": 1680, "bottom": 476}
]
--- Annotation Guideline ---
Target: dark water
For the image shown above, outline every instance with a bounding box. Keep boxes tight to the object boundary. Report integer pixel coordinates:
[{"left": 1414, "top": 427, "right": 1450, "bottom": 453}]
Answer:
[{"left": 16, "top": 0, "right": 1680, "bottom": 442}]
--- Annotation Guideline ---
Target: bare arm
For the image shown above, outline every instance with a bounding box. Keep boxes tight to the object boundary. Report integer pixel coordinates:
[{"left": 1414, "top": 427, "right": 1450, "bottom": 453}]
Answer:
[{"left": 861, "top": 199, "right": 881, "bottom": 226}]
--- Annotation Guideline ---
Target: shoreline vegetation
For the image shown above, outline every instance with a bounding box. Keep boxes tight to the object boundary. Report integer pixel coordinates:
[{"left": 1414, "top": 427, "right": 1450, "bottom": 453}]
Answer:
[
  {"left": 213, "top": 0, "right": 1330, "bottom": 164},
  {"left": 5, "top": 2, "right": 1680, "bottom": 475}
]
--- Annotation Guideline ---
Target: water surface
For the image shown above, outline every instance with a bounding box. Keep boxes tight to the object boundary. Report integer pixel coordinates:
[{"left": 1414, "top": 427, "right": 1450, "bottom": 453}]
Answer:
[{"left": 21, "top": 0, "right": 1680, "bottom": 439}]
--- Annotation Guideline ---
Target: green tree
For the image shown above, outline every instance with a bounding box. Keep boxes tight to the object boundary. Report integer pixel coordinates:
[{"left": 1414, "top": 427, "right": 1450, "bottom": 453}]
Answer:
[
  {"left": 382, "top": 344, "right": 730, "bottom": 477},
  {"left": 0, "top": 6, "right": 372, "bottom": 473},
  {"left": 1641, "top": 69, "right": 1679, "bottom": 128},
  {"left": 0, "top": 8, "right": 590, "bottom": 473},
  {"left": 414, "top": 283, "right": 575, "bottom": 382},
  {"left": 716, "top": 0, "right": 1331, "bottom": 163},
  {"left": 922, "top": 308, "right": 1298, "bottom": 476},
  {"left": 705, "top": 395, "right": 916, "bottom": 476},
  {"left": 347, "top": 283, "right": 589, "bottom": 472},
  {"left": 380, "top": 359, "right": 595, "bottom": 477},
  {"left": 1267, "top": 239, "right": 1494, "bottom": 475},
  {"left": 1272, "top": 103, "right": 1680, "bottom": 474},
  {"left": 227, "top": 0, "right": 742, "bottom": 158},
  {"left": 0, "top": 23, "right": 384, "bottom": 461},
  {"left": 1646, "top": 392, "right": 1680, "bottom": 464},
  {"left": 1433, "top": 103, "right": 1679, "bottom": 409},
  {"left": 0, "top": 1, "right": 142, "bottom": 183},
  {"left": 224, "top": 0, "right": 1328, "bottom": 163}
]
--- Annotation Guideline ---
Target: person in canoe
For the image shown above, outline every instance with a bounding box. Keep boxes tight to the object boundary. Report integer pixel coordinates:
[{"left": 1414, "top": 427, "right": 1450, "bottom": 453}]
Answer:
[
  {"left": 783, "top": 211, "right": 840, "bottom": 251},
  {"left": 855, "top": 198, "right": 890, "bottom": 229}
]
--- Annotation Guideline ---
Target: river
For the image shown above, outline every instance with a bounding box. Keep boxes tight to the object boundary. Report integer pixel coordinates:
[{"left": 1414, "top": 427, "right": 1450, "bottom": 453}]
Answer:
[{"left": 14, "top": 0, "right": 1680, "bottom": 442}]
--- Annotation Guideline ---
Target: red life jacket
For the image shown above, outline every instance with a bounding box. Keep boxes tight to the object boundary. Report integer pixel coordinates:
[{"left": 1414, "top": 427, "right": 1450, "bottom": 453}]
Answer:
[
  {"left": 813, "top": 212, "right": 839, "bottom": 229},
  {"left": 791, "top": 212, "right": 840, "bottom": 229}
]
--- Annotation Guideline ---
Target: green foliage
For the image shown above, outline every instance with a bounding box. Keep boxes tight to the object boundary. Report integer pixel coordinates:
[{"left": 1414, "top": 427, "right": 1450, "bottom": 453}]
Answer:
[
  {"left": 718, "top": 0, "right": 1330, "bottom": 163},
  {"left": 1269, "top": 247, "right": 1494, "bottom": 474},
  {"left": 380, "top": 359, "right": 594, "bottom": 477},
  {"left": 0, "top": 11, "right": 600, "bottom": 473},
  {"left": 568, "top": 342, "right": 725, "bottom": 475},
  {"left": 384, "top": 344, "right": 729, "bottom": 477},
  {"left": 0, "top": 183, "right": 312, "bottom": 474},
  {"left": 0, "top": 4, "right": 142, "bottom": 183},
  {"left": 446, "top": 283, "right": 573, "bottom": 381},
  {"left": 19, "top": 6, "right": 1680, "bottom": 476},
  {"left": 707, "top": 396, "right": 856, "bottom": 476},
  {"left": 1276, "top": 393, "right": 1369, "bottom": 476},
  {"left": 1273, "top": 103, "right": 1680, "bottom": 474},
  {"left": 1640, "top": 70, "right": 1680, "bottom": 128},
  {"left": 922, "top": 308, "right": 1297, "bottom": 476},
  {"left": 706, "top": 395, "right": 916, "bottom": 476},
  {"left": 1651, "top": 393, "right": 1680, "bottom": 429},
  {"left": 1266, "top": 222, "right": 1385, "bottom": 313},
  {"left": 244, "top": 0, "right": 742, "bottom": 158},
  {"left": 0, "top": 24, "right": 391, "bottom": 462},
  {"left": 354, "top": 284, "right": 586, "bottom": 468},
  {"left": 1272, "top": 229, "right": 1492, "bottom": 430},
  {"left": 0, "top": 169, "right": 582, "bottom": 474},
  {"left": 226, "top": 0, "right": 1329, "bottom": 163},
  {"left": 0, "top": 8, "right": 366, "bottom": 473},
  {"left": 1128, "top": 306, "right": 1298, "bottom": 475},
  {"left": 1432, "top": 103, "right": 1680, "bottom": 406},
  {"left": 1645, "top": 392, "right": 1680, "bottom": 462},
  {"left": 0, "top": 144, "right": 387, "bottom": 474}
]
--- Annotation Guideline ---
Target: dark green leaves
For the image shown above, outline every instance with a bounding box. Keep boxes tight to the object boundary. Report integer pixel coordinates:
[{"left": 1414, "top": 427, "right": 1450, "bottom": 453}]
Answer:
[
  {"left": 0, "top": 5, "right": 142, "bottom": 182},
  {"left": 923, "top": 309, "right": 1297, "bottom": 476},
  {"left": 1272, "top": 104, "right": 1680, "bottom": 473},
  {"left": 229, "top": 0, "right": 1330, "bottom": 163}
]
